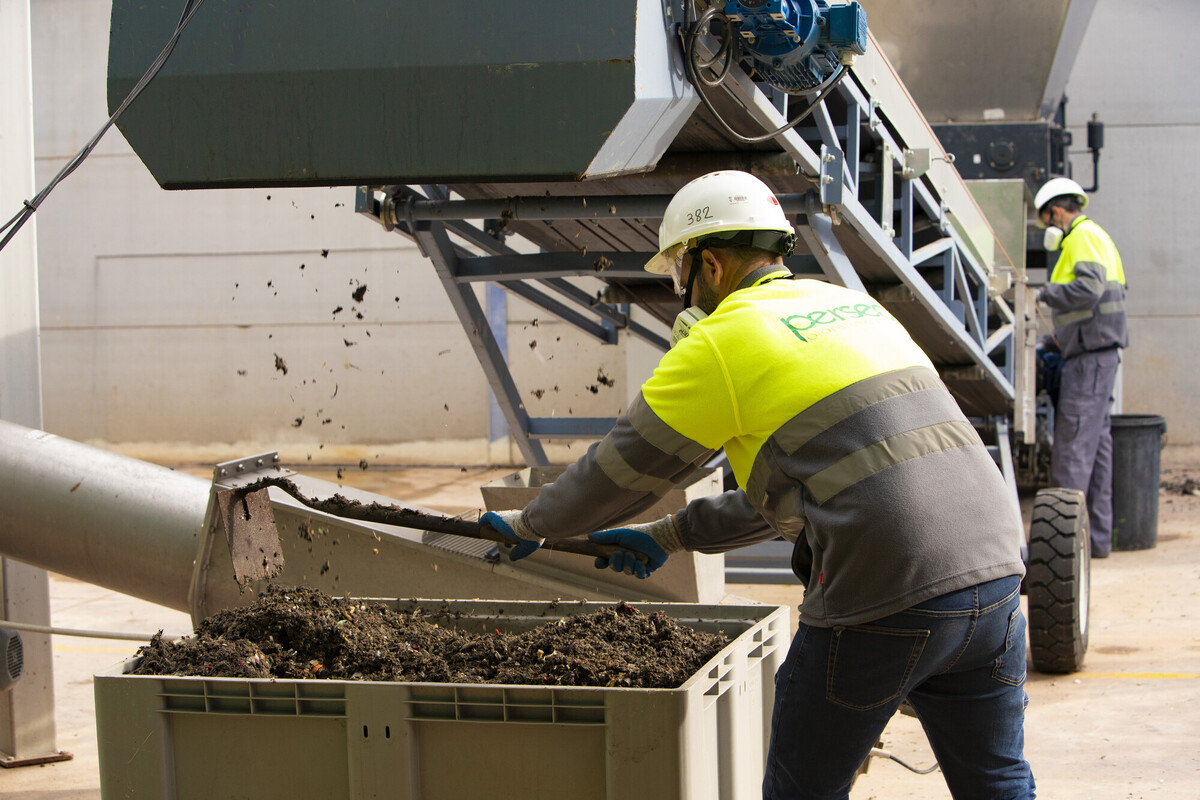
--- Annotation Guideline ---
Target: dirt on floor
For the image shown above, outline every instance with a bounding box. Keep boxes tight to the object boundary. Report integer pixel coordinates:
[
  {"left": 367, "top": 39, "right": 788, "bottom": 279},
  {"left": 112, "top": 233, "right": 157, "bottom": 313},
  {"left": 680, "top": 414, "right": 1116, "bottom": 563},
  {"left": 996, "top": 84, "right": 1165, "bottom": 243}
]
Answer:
[
  {"left": 131, "top": 585, "right": 728, "bottom": 689},
  {"left": 1160, "top": 468, "right": 1200, "bottom": 496}
]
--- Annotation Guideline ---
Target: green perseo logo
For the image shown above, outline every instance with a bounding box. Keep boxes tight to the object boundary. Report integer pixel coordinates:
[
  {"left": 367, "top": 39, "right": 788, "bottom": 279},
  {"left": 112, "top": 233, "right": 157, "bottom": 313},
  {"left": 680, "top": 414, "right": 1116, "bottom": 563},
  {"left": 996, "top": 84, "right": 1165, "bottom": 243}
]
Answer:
[{"left": 780, "top": 303, "right": 885, "bottom": 342}]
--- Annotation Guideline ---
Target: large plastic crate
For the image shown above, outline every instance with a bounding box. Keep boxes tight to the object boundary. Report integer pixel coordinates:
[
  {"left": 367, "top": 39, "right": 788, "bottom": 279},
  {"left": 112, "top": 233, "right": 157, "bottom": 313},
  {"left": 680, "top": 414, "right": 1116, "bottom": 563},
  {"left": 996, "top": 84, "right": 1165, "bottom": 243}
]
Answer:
[{"left": 95, "top": 599, "right": 790, "bottom": 800}]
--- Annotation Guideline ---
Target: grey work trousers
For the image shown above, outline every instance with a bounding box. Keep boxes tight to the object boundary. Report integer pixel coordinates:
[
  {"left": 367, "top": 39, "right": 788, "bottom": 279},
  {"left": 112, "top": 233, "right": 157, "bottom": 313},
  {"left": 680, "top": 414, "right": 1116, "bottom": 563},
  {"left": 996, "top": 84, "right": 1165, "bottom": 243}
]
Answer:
[{"left": 1050, "top": 347, "right": 1121, "bottom": 557}]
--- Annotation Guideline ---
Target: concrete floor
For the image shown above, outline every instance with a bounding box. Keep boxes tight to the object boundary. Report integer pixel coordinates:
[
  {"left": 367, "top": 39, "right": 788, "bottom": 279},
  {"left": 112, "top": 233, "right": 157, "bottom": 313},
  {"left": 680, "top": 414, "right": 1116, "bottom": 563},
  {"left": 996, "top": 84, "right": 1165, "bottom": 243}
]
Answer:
[{"left": 1, "top": 464, "right": 1197, "bottom": 798}]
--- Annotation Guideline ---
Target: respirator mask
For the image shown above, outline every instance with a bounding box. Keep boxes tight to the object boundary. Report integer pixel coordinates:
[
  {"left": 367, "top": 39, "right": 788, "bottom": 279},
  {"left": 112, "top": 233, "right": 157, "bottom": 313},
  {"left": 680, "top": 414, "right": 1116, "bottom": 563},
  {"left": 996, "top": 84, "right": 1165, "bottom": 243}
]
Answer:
[
  {"left": 1039, "top": 205, "right": 1070, "bottom": 252},
  {"left": 1042, "top": 225, "right": 1065, "bottom": 252},
  {"left": 666, "top": 230, "right": 796, "bottom": 347},
  {"left": 668, "top": 243, "right": 707, "bottom": 348}
]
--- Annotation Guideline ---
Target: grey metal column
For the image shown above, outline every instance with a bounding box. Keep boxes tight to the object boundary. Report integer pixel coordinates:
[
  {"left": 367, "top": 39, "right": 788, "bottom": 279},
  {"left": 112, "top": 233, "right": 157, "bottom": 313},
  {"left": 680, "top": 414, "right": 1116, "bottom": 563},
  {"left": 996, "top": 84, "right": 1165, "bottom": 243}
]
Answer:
[
  {"left": 485, "top": 283, "right": 511, "bottom": 462},
  {"left": 0, "top": 0, "right": 60, "bottom": 765}
]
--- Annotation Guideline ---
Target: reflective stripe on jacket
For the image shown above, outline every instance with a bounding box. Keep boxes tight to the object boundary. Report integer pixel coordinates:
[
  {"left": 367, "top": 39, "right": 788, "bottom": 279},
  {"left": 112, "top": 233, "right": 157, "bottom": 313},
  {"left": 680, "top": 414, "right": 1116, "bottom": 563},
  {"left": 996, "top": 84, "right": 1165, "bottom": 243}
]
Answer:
[
  {"left": 1042, "top": 216, "right": 1128, "bottom": 358},
  {"left": 524, "top": 274, "right": 1024, "bottom": 627}
]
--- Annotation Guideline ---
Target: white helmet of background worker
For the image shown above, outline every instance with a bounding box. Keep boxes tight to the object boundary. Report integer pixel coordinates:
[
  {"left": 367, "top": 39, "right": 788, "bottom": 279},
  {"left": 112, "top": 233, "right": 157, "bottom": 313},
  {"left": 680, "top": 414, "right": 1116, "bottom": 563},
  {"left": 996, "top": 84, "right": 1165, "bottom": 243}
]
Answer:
[
  {"left": 646, "top": 170, "right": 795, "bottom": 296},
  {"left": 1033, "top": 176, "right": 1089, "bottom": 223}
]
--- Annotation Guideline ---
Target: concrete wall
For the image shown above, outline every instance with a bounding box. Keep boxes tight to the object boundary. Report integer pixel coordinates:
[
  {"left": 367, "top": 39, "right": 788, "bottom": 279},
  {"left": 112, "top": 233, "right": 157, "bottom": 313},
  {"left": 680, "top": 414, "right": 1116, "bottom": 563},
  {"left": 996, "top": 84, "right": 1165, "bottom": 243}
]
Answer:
[
  {"left": 1062, "top": 0, "right": 1200, "bottom": 447},
  {"left": 29, "top": 0, "right": 642, "bottom": 466},
  {"left": 25, "top": 0, "right": 1199, "bottom": 464}
]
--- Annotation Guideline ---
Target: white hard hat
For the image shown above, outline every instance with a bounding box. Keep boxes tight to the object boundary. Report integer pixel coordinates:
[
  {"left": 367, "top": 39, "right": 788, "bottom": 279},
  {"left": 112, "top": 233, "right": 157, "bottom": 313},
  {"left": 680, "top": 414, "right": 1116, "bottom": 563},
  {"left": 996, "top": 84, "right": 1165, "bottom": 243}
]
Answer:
[
  {"left": 645, "top": 170, "right": 795, "bottom": 276},
  {"left": 1034, "top": 177, "right": 1089, "bottom": 222}
]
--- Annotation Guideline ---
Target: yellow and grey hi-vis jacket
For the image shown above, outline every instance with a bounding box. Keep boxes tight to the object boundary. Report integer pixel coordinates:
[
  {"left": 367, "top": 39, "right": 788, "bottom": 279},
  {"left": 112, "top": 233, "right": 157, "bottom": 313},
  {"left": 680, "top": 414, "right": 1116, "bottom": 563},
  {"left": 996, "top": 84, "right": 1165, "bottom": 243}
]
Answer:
[
  {"left": 524, "top": 271, "right": 1024, "bottom": 627},
  {"left": 1041, "top": 215, "right": 1128, "bottom": 359}
]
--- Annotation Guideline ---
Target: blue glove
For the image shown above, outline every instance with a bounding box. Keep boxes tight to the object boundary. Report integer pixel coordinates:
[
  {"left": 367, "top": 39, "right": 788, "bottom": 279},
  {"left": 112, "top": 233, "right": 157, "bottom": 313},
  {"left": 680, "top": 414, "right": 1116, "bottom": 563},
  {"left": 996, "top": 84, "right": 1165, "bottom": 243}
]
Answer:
[
  {"left": 480, "top": 510, "right": 544, "bottom": 561},
  {"left": 588, "top": 516, "right": 683, "bottom": 579}
]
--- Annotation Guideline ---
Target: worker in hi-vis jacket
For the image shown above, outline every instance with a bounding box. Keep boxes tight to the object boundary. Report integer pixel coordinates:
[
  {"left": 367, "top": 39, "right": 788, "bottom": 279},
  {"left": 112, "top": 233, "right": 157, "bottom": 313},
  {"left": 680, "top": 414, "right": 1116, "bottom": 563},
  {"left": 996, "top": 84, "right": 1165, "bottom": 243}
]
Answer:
[
  {"left": 484, "top": 171, "right": 1034, "bottom": 799},
  {"left": 1035, "top": 177, "right": 1128, "bottom": 558}
]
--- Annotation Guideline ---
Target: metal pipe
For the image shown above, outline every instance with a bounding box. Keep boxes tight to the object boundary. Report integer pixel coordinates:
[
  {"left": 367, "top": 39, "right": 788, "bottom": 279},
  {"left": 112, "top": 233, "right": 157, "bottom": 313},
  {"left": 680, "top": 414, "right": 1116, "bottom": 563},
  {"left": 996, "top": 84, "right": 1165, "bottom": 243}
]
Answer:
[
  {"left": 0, "top": 419, "right": 209, "bottom": 612},
  {"left": 404, "top": 195, "right": 674, "bottom": 222},
  {"left": 395, "top": 193, "right": 811, "bottom": 224},
  {"left": 0, "top": 619, "right": 188, "bottom": 642}
]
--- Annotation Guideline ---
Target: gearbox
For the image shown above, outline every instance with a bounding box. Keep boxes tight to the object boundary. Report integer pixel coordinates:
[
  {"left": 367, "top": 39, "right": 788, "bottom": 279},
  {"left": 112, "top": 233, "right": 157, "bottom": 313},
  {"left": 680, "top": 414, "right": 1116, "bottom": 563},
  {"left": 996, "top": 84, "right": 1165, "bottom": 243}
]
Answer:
[{"left": 724, "top": 0, "right": 867, "bottom": 92}]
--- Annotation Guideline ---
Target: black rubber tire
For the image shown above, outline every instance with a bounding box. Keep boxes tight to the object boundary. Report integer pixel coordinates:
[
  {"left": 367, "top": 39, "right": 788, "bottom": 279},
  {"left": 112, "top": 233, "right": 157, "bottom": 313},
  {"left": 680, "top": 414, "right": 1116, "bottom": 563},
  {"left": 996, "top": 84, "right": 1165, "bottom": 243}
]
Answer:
[{"left": 1026, "top": 487, "right": 1091, "bottom": 674}]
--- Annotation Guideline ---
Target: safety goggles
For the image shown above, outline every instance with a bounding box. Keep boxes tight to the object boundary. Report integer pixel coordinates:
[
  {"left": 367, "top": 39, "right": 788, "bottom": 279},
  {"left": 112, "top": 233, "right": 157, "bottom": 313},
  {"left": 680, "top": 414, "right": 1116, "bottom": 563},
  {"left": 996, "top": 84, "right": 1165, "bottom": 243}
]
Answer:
[{"left": 667, "top": 239, "right": 701, "bottom": 298}]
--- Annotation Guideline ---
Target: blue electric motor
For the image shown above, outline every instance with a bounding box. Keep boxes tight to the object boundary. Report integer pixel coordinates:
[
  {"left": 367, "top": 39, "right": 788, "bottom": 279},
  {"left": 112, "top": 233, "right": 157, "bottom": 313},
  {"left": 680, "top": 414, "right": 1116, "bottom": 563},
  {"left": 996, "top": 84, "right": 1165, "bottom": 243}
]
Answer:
[{"left": 724, "top": 0, "right": 867, "bottom": 92}]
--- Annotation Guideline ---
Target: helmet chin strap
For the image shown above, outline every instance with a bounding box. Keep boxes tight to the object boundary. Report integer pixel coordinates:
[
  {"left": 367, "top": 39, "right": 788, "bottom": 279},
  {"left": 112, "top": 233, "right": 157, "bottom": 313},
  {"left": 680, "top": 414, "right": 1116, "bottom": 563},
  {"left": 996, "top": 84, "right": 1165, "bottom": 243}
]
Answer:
[
  {"left": 683, "top": 251, "right": 793, "bottom": 309},
  {"left": 682, "top": 249, "right": 703, "bottom": 309}
]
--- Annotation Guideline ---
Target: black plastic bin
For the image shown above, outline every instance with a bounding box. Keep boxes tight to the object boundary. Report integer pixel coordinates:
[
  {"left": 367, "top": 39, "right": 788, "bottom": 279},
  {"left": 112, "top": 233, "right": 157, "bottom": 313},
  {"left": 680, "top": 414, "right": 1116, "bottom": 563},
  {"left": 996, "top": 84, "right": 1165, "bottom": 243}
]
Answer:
[{"left": 1110, "top": 414, "right": 1167, "bottom": 551}]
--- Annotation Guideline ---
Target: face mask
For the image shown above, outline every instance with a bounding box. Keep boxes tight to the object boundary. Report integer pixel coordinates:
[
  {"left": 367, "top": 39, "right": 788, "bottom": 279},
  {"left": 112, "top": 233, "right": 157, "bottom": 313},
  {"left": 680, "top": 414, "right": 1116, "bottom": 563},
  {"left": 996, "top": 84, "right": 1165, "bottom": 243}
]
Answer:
[
  {"left": 670, "top": 306, "right": 708, "bottom": 348},
  {"left": 1043, "top": 226, "right": 1064, "bottom": 252}
]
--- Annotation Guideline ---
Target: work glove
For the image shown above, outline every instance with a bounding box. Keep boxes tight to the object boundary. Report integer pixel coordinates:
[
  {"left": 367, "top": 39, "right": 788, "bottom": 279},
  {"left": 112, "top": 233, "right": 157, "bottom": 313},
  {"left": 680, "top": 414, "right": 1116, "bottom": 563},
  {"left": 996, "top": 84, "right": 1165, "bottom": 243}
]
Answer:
[
  {"left": 479, "top": 510, "right": 544, "bottom": 561},
  {"left": 588, "top": 515, "right": 684, "bottom": 579}
]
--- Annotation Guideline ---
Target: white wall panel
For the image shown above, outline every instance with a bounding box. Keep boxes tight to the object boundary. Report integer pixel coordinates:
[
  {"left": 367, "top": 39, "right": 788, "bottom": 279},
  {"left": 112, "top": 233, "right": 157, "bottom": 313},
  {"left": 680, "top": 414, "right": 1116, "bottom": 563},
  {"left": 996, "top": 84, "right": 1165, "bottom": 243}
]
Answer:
[
  {"left": 28, "top": 1, "right": 640, "bottom": 460},
  {"left": 1064, "top": 0, "right": 1200, "bottom": 441},
  {"left": 40, "top": 320, "right": 490, "bottom": 444}
]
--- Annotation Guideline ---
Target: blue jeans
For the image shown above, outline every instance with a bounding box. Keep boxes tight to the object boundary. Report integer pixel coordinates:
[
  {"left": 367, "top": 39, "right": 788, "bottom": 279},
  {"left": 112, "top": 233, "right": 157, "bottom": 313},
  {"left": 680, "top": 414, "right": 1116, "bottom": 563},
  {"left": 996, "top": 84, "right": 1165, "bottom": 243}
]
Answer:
[{"left": 763, "top": 575, "right": 1035, "bottom": 799}]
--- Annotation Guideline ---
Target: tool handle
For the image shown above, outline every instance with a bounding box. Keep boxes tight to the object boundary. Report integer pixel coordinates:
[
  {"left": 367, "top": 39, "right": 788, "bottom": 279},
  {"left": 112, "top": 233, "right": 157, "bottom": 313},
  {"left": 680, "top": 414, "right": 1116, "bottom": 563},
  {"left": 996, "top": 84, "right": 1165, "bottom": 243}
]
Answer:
[
  {"left": 237, "top": 477, "right": 647, "bottom": 565},
  {"left": 479, "top": 525, "right": 648, "bottom": 564}
]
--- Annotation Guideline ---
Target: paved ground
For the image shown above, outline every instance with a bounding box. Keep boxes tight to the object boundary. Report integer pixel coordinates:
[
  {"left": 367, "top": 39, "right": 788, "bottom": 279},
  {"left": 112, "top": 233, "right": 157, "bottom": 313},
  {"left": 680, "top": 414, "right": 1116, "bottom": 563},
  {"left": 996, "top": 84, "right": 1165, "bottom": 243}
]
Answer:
[{"left": 0, "top": 464, "right": 1197, "bottom": 798}]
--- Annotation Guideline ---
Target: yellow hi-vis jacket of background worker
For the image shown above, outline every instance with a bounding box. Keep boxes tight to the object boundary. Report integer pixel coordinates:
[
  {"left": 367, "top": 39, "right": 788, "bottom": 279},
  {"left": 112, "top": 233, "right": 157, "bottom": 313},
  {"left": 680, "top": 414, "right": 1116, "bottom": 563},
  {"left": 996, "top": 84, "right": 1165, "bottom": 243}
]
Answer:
[
  {"left": 1040, "top": 215, "right": 1128, "bottom": 359},
  {"left": 523, "top": 272, "right": 1023, "bottom": 627}
]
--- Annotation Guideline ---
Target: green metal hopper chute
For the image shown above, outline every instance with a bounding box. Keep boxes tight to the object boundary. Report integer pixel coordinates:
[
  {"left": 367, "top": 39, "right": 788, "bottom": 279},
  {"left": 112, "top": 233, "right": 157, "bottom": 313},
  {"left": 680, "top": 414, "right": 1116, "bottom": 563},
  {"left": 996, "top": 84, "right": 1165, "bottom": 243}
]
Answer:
[{"left": 108, "top": 0, "right": 697, "bottom": 188}]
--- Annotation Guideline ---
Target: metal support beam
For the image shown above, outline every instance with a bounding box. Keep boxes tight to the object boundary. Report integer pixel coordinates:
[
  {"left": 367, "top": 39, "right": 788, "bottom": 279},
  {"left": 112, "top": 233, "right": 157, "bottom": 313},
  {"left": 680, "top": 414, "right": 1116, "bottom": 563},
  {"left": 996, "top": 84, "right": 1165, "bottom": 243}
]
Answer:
[
  {"left": 537, "top": 279, "right": 623, "bottom": 340},
  {"left": 797, "top": 204, "right": 867, "bottom": 292},
  {"left": 499, "top": 280, "right": 615, "bottom": 344},
  {"left": 528, "top": 418, "right": 617, "bottom": 439},
  {"left": 992, "top": 417, "right": 1024, "bottom": 552},
  {"left": 1011, "top": 281, "right": 1037, "bottom": 441},
  {"left": 485, "top": 284, "right": 510, "bottom": 450},
  {"left": 454, "top": 252, "right": 649, "bottom": 282},
  {"left": 985, "top": 324, "right": 1014, "bottom": 356},
  {"left": 845, "top": 101, "right": 861, "bottom": 194},
  {"left": 402, "top": 195, "right": 673, "bottom": 223},
  {"left": 899, "top": 178, "right": 914, "bottom": 261},
  {"left": 879, "top": 142, "right": 895, "bottom": 241},
  {"left": 952, "top": 249, "right": 984, "bottom": 346},
  {"left": 912, "top": 237, "right": 954, "bottom": 266},
  {"left": 414, "top": 222, "right": 548, "bottom": 466}
]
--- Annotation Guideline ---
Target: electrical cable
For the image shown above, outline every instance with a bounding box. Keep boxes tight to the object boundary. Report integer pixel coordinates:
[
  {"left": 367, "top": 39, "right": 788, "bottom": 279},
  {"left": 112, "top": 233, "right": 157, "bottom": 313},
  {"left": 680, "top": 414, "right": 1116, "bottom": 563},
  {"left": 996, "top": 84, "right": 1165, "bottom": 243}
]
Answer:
[
  {"left": 687, "top": 6, "right": 736, "bottom": 88},
  {"left": 868, "top": 747, "right": 940, "bottom": 775},
  {"left": 0, "top": 0, "right": 207, "bottom": 255},
  {"left": 681, "top": 2, "right": 850, "bottom": 146}
]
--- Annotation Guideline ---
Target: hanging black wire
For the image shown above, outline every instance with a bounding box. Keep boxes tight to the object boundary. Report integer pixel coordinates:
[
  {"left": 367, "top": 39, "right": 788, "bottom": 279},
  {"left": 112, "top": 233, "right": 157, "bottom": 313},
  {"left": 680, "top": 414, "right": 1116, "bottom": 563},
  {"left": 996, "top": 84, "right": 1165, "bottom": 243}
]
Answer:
[
  {"left": 0, "top": 0, "right": 207, "bottom": 255},
  {"left": 681, "top": 2, "right": 849, "bottom": 146}
]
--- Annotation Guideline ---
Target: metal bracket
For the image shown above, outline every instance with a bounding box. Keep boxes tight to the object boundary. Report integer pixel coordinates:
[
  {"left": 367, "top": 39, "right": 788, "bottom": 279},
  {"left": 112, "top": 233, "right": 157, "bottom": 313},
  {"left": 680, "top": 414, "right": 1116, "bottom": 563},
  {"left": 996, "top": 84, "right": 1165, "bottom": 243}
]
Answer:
[
  {"left": 902, "top": 148, "right": 931, "bottom": 179},
  {"left": 213, "top": 452, "right": 285, "bottom": 486},
  {"left": 819, "top": 144, "right": 844, "bottom": 207},
  {"left": 880, "top": 142, "right": 895, "bottom": 239}
]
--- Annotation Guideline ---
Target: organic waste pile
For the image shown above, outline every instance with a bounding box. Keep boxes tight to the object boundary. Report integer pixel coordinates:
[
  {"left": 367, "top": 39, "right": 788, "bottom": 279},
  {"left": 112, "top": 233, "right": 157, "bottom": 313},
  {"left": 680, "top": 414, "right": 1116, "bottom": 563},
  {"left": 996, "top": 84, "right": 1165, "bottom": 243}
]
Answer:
[{"left": 133, "top": 585, "right": 728, "bottom": 688}]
